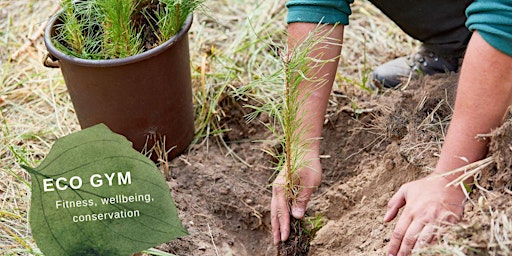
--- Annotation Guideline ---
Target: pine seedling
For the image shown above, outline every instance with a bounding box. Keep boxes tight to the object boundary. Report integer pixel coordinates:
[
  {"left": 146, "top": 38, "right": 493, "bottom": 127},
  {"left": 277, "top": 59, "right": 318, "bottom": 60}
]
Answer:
[
  {"left": 277, "top": 24, "right": 338, "bottom": 207},
  {"left": 53, "top": 0, "right": 101, "bottom": 58},
  {"left": 99, "top": 0, "right": 142, "bottom": 58},
  {"left": 52, "top": 0, "right": 203, "bottom": 59},
  {"left": 53, "top": 0, "right": 138, "bottom": 59},
  {"left": 275, "top": 25, "right": 339, "bottom": 255},
  {"left": 245, "top": 25, "right": 339, "bottom": 200},
  {"left": 58, "top": 0, "right": 85, "bottom": 55},
  {"left": 155, "top": 0, "right": 205, "bottom": 44},
  {"left": 246, "top": 25, "right": 339, "bottom": 255}
]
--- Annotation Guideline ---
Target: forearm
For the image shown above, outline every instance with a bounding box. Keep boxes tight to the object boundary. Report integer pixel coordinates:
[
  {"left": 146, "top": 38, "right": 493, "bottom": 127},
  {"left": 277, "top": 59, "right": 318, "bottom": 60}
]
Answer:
[
  {"left": 288, "top": 23, "right": 344, "bottom": 155},
  {"left": 434, "top": 31, "right": 512, "bottom": 178}
]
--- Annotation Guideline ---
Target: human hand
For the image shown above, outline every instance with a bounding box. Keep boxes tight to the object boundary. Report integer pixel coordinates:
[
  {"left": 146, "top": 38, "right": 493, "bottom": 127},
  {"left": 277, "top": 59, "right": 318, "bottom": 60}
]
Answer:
[
  {"left": 271, "top": 155, "right": 322, "bottom": 245},
  {"left": 384, "top": 174, "right": 467, "bottom": 255}
]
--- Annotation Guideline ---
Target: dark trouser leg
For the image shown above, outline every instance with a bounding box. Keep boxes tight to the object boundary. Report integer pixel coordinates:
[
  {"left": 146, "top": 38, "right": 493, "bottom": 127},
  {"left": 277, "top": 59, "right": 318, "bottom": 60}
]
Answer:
[{"left": 369, "top": 0, "right": 473, "bottom": 56}]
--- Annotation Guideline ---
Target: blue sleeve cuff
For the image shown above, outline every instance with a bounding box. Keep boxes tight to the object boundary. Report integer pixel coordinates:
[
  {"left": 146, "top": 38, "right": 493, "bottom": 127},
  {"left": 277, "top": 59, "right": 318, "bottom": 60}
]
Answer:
[
  {"left": 286, "top": 0, "right": 353, "bottom": 25},
  {"left": 466, "top": 1, "right": 512, "bottom": 56}
]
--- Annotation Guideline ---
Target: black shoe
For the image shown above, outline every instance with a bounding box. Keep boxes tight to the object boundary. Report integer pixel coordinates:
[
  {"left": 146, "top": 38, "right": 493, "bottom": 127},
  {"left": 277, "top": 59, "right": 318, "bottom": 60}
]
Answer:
[{"left": 370, "top": 47, "right": 461, "bottom": 89}]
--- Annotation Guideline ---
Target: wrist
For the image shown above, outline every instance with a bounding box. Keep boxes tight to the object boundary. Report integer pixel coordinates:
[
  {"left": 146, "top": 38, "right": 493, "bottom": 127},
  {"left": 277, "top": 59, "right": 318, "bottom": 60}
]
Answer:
[{"left": 426, "top": 173, "right": 469, "bottom": 200}]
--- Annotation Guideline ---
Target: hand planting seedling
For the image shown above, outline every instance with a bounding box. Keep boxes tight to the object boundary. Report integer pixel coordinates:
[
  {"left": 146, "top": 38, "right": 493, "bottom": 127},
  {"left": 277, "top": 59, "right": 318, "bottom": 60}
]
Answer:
[{"left": 252, "top": 24, "right": 341, "bottom": 255}]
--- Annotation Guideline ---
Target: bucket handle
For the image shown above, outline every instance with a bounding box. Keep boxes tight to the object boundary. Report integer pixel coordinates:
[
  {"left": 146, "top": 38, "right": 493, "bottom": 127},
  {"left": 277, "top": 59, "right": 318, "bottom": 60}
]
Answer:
[{"left": 43, "top": 52, "right": 60, "bottom": 68}]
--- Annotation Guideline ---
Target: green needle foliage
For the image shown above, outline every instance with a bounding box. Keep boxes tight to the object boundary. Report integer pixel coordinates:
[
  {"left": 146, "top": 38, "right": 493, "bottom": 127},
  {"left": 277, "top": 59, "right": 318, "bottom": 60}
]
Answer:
[
  {"left": 275, "top": 24, "right": 339, "bottom": 255},
  {"left": 278, "top": 25, "right": 339, "bottom": 201},
  {"left": 155, "top": 0, "right": 205, "bottom": 44},
  {"left": 245, "top": 25, "right": 339, "bottom": 255},
  {"left": 281, "top": 43, "right": 313, "bottom": 198},
  {"left": 56, "top": 0, "right": 93, "bottom": 58},
  {"left": 99, "top": 0, "right": 142, "bottom": 58},
  {"left": 53, "top": 0, "right": 204, "bottom": 60}
]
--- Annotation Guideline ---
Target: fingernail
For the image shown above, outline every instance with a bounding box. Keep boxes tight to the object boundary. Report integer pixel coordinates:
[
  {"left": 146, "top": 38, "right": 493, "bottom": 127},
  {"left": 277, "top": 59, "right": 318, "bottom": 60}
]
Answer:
[
  {"left": 383, "top": 212, "right": 389, "bottom": 221},
  {"left": 292, "top": 208, "right": 305, "bottom": 218}
]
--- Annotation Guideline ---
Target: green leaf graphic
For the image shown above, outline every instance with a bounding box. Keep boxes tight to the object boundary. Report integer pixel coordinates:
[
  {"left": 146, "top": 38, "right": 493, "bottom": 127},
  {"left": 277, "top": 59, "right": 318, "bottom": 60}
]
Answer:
[{"left": 24, "top": 124, "right": 187, "bottom": 256}]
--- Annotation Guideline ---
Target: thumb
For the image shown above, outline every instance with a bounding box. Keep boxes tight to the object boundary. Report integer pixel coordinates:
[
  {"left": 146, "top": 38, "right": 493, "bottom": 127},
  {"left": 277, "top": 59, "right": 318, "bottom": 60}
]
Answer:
[
  {"left": 384, "top": 185, "right": 407, "bottom": 222},
  {"left": 291, "top": 187, "right": 315, "bottom": 219}
]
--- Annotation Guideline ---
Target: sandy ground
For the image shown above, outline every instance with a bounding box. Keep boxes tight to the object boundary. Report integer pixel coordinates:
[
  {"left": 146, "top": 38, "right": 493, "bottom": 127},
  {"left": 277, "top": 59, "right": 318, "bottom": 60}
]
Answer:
[{"left": 156, "top": 73, "right": 477, "bottom": 255}]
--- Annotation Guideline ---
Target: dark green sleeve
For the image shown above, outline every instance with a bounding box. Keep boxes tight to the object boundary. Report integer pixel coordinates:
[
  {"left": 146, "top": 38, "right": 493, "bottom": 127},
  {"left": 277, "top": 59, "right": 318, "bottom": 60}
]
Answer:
[
  {"left": 466, "top": 0, "right": 512, "bottom": 56},
  {"left": 286, "top": 0, "right": 354, "bottom": 25}
]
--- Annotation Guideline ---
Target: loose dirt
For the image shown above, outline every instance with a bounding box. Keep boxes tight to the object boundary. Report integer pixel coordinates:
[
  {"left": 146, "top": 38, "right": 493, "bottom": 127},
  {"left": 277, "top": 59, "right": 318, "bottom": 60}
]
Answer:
[{"left": 153, "top": 72, "right": 512, "bottom": 255}]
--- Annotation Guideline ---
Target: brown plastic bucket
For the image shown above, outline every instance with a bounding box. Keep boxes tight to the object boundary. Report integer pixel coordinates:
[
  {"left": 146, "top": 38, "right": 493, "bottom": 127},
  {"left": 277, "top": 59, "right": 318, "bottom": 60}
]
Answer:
[{"left": 44, "top": 12, "right": 195, "bottom": 161}]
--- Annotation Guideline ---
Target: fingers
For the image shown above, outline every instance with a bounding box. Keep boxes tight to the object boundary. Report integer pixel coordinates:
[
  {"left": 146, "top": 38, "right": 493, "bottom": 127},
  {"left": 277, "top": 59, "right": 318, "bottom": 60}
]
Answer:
[
  {"left": 398, "top": 220, "right": 424, "bottom": 255},
  {"left": 291, "top": 164, "right": 322, "bottom": 218},
  {"left": 440, "top": 208, "right": 462, "bottom": 224},
  {"left": 387, "top": 217, "right": 424, "bottom": 256},
  {"left": 415, "top": 224, "right": 436, "bottom": 249},
  {"left": 271, "top": 175, "right": 290, "bottom": 245},
  {"left": 384, "top": 185, "right": 407, "bottom": 222},
  {"left": 386, "top": 213, "right": 411, "bottom": 256},
  {"left": 291, "top": 186, "right": 314, "bottom": 219},
  {"left": 270, "top": 159, "right": 322, "bottom": 245}
]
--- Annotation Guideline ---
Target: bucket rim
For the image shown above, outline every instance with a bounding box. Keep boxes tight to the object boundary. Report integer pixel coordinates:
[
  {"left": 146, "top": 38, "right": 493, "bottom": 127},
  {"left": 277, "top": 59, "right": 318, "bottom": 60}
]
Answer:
[{"left": 44, "top": 10, "right": 193, "bottom": 67}]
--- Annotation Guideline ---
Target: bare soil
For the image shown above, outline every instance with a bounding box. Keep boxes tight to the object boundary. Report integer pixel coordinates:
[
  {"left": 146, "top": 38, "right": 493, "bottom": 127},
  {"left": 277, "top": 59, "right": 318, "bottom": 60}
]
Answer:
[
  {"left": 276, "top": 217, "right": 312, "bottom": 256},
  {"left": 4, "top": 1, "right": 511, "bottom": 255},
  {"left": 151, "top": 72, "right": 512, "bottom": 255}
]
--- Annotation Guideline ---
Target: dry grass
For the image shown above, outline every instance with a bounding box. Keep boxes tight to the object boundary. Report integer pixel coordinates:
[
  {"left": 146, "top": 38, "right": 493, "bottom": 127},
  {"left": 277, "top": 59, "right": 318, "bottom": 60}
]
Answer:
[
  {"left": 415, "top": 189, "right": 512, "bottom": 256},
  {"left": 413, "top": 116, "right": 512, "bottom": 255},
  {"left": 1, "top": 1, "right": 72, "bottom": 254},
  {"left": 0, "top": 0, "right": 408, "bottom": 254},
  {"left": 3, "top": 0, "right": 510, "bottom": 255}
]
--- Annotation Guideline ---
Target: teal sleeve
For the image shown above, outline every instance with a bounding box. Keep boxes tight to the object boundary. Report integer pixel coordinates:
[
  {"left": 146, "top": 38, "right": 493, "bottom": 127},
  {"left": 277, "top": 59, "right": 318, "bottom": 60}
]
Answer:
[
  {"left": 466, "top": 0, "right": 512, "bottom": 56},
  {"left": 286, "top": 0, "right": 354, "bottom": 25}
]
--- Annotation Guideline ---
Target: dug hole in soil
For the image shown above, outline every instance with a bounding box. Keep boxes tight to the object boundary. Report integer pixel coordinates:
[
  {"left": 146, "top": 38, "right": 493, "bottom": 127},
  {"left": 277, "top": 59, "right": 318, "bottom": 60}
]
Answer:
[{"left": 158, "top": 72, "right": 512, "bottom": 255}]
